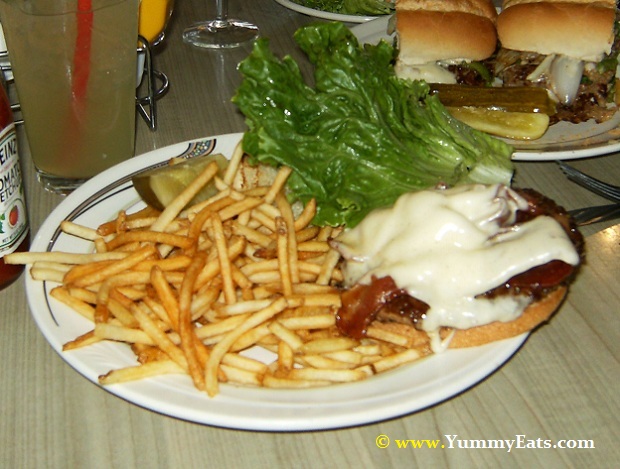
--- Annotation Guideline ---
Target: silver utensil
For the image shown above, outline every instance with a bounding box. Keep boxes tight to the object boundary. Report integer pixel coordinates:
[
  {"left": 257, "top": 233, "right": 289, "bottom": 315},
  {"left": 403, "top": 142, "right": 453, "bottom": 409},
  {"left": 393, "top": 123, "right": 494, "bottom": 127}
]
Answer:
[
  {"left": 568, "top": 203, "right": 620, "bottom": 226},
  {"left": 558, "top": 161, "right": 620, "bottom": 203}
]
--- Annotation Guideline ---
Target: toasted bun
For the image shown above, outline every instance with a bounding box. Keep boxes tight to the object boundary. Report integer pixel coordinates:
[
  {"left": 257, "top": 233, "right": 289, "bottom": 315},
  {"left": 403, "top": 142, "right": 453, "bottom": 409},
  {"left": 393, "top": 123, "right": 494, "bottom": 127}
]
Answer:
[
  {"left": 444, "top": 286, "right": 567, "bottom": 347},
  {"left": 497, "top": 2, "right": 616, "bottom": 61},
  {"left": 396, "top": 9, "right": 498, "bottom": 64},
  {"left": 371, "top": 286, "right": 567, "bottom": 349}
]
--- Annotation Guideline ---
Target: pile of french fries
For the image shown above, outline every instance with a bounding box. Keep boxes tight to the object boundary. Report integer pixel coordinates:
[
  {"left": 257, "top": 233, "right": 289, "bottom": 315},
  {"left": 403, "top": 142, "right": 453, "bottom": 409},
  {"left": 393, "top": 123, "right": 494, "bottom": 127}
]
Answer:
[{"left": 7, "top": 144, "right": 425, "bottom": 397}]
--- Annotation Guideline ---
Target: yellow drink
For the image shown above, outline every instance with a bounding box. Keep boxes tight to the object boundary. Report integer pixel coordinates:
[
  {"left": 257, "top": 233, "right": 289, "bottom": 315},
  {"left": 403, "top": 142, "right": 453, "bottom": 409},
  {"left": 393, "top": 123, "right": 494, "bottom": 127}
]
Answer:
[
  {"left": 139, "top": 0, "right": 173, "bottom": 44},
  {"left": 0, "top": 0, "right": 139, "bottom": 192}
]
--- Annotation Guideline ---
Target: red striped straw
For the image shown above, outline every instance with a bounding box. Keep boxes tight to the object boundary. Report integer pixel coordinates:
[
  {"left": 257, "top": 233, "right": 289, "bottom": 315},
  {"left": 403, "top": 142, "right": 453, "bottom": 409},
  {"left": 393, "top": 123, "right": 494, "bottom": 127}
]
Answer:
[{"left": 73, "top": 0, "right": 93, "bottom": 102}]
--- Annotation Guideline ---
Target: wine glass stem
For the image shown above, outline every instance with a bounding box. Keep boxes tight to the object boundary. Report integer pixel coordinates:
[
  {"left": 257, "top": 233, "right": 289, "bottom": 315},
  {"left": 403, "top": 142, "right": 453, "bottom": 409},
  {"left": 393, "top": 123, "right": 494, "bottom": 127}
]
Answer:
[{"left": 216, "top": 0, "right": 227, "bottom": 22}]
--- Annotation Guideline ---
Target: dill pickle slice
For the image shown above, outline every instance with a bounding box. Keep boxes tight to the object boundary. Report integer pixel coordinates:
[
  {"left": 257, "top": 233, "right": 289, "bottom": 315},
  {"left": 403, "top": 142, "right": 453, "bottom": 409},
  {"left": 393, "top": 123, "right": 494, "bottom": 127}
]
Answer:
[
  {"left": 447, "top": 107, "right": 550, "bottom": 140},
  {"left": 132, "top": 153, "right": 229, "bottom": 210},
  {"left": 430, "top": 84, "right": 557, "bottom": 115}
]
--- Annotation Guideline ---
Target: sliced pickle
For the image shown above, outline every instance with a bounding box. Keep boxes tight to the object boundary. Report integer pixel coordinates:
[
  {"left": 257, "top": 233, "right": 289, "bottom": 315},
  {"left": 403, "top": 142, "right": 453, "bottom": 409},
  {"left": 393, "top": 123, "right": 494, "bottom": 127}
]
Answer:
[
  {"left": 132, "top": 153, "right": 229, "bottom": 210},
  {"left": 430, "top": 84, "right": 557, "bottom": 115},
  {"left": 447, "top": 107, "right": 550, "bottom": 140}
]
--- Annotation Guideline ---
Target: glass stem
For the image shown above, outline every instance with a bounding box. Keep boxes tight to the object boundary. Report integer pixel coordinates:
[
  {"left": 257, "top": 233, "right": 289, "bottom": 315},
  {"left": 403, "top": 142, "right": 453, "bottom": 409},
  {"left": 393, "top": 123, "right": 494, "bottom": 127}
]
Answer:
[{"left": 215, "top": 0, "right": 228, "bottom": 22}]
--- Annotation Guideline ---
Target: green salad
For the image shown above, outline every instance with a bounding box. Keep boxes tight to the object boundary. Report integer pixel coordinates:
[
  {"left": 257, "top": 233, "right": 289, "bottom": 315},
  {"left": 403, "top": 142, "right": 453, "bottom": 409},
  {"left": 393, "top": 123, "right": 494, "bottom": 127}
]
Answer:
[
  {"left": 233, "top": 22, "right": 514, "bottom": 227},
  {"left": 291, "top": 0, "right": 394, "bottom": 16}
]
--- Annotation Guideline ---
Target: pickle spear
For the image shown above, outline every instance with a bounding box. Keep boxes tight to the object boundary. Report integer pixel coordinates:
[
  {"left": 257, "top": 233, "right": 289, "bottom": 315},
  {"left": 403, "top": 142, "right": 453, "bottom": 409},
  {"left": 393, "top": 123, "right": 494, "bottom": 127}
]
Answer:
[
  {"left": 430, "top": 84, "right": 557, "bottom": 115},
  {"left": 447, "top": 107, "right": 550, "bottom": 140}
]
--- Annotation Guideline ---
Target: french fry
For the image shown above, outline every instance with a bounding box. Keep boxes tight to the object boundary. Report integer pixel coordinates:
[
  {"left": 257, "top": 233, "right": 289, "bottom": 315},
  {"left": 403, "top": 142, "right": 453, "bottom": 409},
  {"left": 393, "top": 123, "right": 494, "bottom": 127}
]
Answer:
[
  {"left": 94, "top": 323, "right": 155, "bottom": 345},
  {"left": 264, "top": 166, "right": 292, "bottom": 204},
  {"left": 179, "top": 252, "right": 208, "bottom": 391},
  {"left": 287, "top": 367, "right": 367, "bottom": 383},
  {"left": 262, "top": 375, "right": 331, "bottom": 389},
  {"left": 269, "top": 320, "right": 304, "bottom": 351},
  {"left": 205, "top": 297, "right": 287, "bottom": 397},
  {"left": 60, "top": 220, "right": 101, "bottom": 241},
  {"left": 300, "top": 337, "right": 359, "bottom": 355},
  {"left": 276, "top": 217, "right": 293, "bottom": 297},
  {"left": 63, "top": 330, "right": 100, "bottom": 350},
  {"left": 50, "top": 287, "right": 96, "bottom": 321},
  {"left": 14, "top": 152, "right": 433, "bottom": 398},
  {"left": 294, "top": 198, "right": 317, "bottom": 232},
  {"left": 211, "top": 212, "right": 236, "bottom": 305},
  {"left": 131, "top": 303, "right": 188, "bottom": 371},
  {"left": 372, "top": 349, "right": 422, "bottom": 374},
  {"left": 105, "top": 231, "right": 193, "bottom": 251},
  {"left": 30, "top": 266, "right": 71, "bottom": 283},
  {"left": 99, "top": 360, "right": 185, "bottom": 385},
  {"left": 5, "top": 250, "right": 127, "bottom": 265},
  {"left": 72, "top": 245, "right": 158, "bottom": 287},
  {"left": 223, "top": 142, "right": 244, "bottom": 185},
  {"left": 276, "top": 340, "right": 294, "bottom": 371},
  {"left": 277, "top": 314, "right": 336, "bottom": 330},
  {"left": 220, "top": 364, "right": 262, "bottom": 386},
  {"left": 222, "top": 353, "right": 268, "bottom": 374}
]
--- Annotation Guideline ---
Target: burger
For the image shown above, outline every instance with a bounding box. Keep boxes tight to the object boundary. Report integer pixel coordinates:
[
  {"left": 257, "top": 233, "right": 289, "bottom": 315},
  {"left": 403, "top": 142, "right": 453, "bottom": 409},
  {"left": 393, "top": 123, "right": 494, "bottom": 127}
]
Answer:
[
  {"left": 495, "top": 0, "right": 619, "bottom": 124},
  {"left": 331, "top": 184, "right": 584, "bottom": 353}
]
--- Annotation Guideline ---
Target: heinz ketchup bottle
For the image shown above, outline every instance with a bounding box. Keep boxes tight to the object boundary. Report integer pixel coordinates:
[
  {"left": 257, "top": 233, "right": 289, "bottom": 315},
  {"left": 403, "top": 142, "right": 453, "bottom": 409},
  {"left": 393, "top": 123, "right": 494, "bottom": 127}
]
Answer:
[{"left": 0, "top": 72, "right": 29, "bottom": 290}]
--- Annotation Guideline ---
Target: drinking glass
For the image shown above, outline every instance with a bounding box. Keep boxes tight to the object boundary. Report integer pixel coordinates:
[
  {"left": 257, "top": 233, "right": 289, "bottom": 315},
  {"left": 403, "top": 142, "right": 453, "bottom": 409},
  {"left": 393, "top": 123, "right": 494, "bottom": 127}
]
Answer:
[
  {"left": 0, "top": 0, "right": 138, "bottom": 194},
  {"left": 139, "top": 0, "right": 174, "bottom": 46},
  {"left": 182, "top": 0, "right": 258, "bottom": 49}
]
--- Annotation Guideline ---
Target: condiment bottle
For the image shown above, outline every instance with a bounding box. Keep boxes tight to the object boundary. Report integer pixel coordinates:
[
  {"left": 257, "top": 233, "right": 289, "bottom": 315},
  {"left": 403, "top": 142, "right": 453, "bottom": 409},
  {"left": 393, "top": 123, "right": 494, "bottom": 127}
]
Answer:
[{"left": 0, "top": 72, "right": 29, "bottom": 290}]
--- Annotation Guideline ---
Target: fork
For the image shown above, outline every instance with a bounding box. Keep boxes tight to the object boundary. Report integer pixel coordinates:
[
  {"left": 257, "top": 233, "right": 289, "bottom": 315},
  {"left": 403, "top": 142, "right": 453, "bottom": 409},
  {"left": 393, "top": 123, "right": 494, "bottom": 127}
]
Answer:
[{"left": 557, "top": 161, "right": 620, "bottom": 203}]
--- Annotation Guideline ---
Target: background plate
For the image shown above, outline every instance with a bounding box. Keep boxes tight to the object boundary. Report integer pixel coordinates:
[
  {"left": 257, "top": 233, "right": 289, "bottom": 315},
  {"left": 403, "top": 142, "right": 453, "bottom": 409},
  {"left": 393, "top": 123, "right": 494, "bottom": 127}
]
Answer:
[
  {"left": 274, "top": 0, "right": 380, "bottom": 23},
  {"left": 351, "top": 17, "right": 620, "bottom": 161},
  {"left": 26, "top": 133, "right": 527, "bottom": 431}
]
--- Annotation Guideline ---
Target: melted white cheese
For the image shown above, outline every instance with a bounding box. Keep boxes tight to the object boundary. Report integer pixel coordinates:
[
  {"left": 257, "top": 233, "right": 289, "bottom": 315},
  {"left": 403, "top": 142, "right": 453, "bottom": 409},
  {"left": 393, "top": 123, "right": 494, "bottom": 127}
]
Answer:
[
  {"left": 394, "top": 62, "right": 457, "bottom": 84},
  {"left": 333, "top": 184, "right": 580, "bottom": 351}
]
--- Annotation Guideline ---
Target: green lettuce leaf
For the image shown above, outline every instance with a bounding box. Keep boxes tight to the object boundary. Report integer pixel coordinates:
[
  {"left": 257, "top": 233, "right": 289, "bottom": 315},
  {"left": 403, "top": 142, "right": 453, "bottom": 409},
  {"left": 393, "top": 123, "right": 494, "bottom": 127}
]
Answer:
[{"left": 233, "top": 22, "right": 514, "bottom": 227}]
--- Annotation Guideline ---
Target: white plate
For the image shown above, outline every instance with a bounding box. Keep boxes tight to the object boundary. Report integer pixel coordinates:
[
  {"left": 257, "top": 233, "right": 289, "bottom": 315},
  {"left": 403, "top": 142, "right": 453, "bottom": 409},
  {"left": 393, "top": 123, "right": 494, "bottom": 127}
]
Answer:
[
  {"left": 351, "top": 17, "right": 620, "bottom": 162},
  {"left": 25, "top": 132, "right": 527, "bottom": 431},
  {"left": 274, "top": 0, "right": 380, "bottom": 23}
]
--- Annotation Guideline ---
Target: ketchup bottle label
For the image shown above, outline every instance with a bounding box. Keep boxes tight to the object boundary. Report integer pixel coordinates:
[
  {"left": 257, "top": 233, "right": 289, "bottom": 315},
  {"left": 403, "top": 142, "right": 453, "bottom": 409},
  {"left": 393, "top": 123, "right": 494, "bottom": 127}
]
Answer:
[{"left": 0, "top": 122, "right": 28, "bottom": 256}]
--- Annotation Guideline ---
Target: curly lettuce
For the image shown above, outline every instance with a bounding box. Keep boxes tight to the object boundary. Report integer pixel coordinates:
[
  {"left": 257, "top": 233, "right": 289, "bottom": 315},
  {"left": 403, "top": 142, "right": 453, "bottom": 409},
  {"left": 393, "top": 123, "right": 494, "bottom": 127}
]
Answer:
[{"left": 233, "top": 22, "right": 514, "bottom": 227}]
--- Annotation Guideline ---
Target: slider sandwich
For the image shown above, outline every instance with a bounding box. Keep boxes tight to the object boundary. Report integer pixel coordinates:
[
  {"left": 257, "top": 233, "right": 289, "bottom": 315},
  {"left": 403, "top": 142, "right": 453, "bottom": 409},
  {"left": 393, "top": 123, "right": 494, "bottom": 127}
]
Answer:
[
  {"left": 496, "top": 0, "right": 620, "bottom": 124},
  {"left": 394, "top": 0, "right": 499, "bottom": 84}
]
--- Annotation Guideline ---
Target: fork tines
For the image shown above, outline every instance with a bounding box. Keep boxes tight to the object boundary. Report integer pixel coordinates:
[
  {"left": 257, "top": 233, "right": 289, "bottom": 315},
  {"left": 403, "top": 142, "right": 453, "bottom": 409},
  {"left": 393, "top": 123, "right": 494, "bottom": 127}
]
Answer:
[{"left": 557, "top": 161, "right": 620, "bottom": 203}]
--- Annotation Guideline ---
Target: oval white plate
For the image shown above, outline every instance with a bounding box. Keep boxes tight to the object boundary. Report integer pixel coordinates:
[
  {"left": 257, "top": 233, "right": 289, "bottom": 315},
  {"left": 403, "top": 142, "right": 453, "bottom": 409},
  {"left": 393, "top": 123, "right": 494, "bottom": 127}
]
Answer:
[
  {"left": 25, "top": 132, "right": 527, "bottom": 431},
  {"left": 351, "top": 17, "right": 620, "bottom": 161},
  {"left": 274, "top": 0, "right": 381, "bottom": 23}
]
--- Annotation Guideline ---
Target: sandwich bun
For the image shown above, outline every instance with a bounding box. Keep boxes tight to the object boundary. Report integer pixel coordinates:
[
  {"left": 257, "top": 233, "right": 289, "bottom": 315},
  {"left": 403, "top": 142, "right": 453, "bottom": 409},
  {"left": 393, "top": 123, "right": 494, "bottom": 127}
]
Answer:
[
  {"left": 497, "top": 1, "right": 616, "bottom": 61},
  {"left": 396, "top": 0, "right": 498, "bottom": 64},
  {"left": 396, "top": 10, "right": 498, "bottom": 64},
  {"left": 370, "top": 285, "right": 567, "bottom": 349}
]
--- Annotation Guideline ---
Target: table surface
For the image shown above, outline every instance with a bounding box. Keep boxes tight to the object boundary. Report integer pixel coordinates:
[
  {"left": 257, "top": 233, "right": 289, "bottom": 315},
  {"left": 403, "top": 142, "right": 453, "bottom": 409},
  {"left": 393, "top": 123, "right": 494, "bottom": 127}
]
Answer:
[{"left": 2, "top": 1, "right": 619, "bottom": 467}]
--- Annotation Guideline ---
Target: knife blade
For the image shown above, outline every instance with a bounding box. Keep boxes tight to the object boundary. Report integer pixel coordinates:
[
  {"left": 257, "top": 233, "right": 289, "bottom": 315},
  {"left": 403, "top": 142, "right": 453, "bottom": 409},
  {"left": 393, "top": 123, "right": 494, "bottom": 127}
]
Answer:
[{"left": 568, "top": 203, "right": 620, "bottom": 226}]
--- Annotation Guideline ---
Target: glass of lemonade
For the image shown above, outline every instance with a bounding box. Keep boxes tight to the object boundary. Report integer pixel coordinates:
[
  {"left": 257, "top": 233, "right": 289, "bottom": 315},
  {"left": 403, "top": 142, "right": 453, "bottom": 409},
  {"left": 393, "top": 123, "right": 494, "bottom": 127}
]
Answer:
[{"left": 0, "top": 0, "right": 139, "bottom": 193}]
